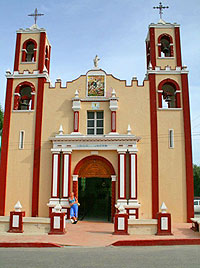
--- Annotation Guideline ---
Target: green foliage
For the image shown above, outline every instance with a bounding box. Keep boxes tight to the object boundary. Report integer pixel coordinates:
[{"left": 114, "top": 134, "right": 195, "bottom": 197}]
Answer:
[{"left": 193, "top": 164, "right": 200, "bottom": 197}]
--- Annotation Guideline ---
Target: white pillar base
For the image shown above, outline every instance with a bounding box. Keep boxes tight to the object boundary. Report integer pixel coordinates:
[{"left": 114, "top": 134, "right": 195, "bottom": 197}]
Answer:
[
  {"left": 116, "top": 199, "right": 128, "bottom": 206},
  {"left": 128, "top": 199, "right": 141, "bottom": 208}
]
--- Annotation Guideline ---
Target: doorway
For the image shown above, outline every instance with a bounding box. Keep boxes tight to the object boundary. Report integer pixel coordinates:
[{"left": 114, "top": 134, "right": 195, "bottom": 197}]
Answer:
[{"left": 78, "top": 177, "right": 111, "bottom": 222}]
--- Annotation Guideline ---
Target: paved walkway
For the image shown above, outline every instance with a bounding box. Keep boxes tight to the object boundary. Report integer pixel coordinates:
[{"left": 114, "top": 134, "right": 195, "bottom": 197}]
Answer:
[{"left": 0, "top": 221, "right": 200, "bottom": 247}]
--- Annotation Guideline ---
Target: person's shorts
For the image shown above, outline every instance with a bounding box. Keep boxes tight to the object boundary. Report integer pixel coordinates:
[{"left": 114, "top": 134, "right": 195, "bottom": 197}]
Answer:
[{"left": 70, "top": 204, "right": 78, "bottom": 218}]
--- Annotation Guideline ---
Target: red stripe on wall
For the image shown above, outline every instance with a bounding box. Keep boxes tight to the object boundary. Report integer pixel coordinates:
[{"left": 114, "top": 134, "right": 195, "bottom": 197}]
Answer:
[
  {"left": 149, "top": 74, "right": 159, "bottom": 218},
  {"left": 149, "top": 28, "right": 156, "bottom": 69},
  {"left": 0, "top": 78, "right": 13, "bottom": 215},
  {"left": 38, "top": 32, "right": 46, "bottom": 73},
  {"left": 181, "top": 74, "right": 194, "bottom": 222},
  {"left": 32, "top": 77, "right": 45, "bottom": 217},
  {"left": 14, "top": 33, "right": 21, "bottom": 71},
  {"left": 175, "top": 27, "right": 182, "bottom": 67}
]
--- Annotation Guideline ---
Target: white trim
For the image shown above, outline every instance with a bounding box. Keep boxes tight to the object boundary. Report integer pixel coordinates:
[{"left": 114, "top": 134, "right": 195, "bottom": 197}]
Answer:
[
  {"left": 13, "top": 110, "right": 34, "bottom": 113},
  {"left": 120, "top": 154, "right": 125, "bottom": 198},
  {"left": 52, "top": 155, "right": 58, "bottom": 197},
  {"left": 130, "top": 154, "right": 136, "bottom": 199},
  {"left": 72, "top": 175, "right": 78, "bottom": 182},
  {"left": 63, "top": 154, "right": 69, "bottom": 197},
  {"left": 111, "top": 175, "right": 117, "bottom": 182},
  {"left": 19, "top": 130, "right": 25, "bottom": 149},
  {"left": 158, "top": 108, "right": 182, "bottom": 111},
  {"left": 169, "top": 129, "right": 174, "bottom": 149}
]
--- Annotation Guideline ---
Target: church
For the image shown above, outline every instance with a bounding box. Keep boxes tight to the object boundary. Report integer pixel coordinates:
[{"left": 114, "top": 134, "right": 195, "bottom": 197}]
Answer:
[{"left": 0, "top": 8, "right": 194, "bottom": 223}]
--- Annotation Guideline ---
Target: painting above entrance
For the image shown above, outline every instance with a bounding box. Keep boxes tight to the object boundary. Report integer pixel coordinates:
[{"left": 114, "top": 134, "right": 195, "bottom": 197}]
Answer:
[{"left": 87, "top": 75, "right": 105, "bottom": 97}]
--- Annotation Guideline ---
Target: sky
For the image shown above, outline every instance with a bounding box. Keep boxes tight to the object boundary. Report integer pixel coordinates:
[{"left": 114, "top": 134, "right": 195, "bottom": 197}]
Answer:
[{"left": 0, "top": 0, "right": 200, "bottom": 164}]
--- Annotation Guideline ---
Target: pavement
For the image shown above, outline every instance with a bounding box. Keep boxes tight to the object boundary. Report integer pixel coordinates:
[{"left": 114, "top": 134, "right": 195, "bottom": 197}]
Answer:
[{"left": 0, "top": 221, "right": 200, "bottom": 247}]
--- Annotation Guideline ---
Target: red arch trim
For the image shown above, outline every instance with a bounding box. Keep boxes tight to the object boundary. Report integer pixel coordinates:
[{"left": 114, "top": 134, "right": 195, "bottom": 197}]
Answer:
[
  {"left": 73, "top": 155, "right": 116, "bottom": 176},
  {"left": 158, "top": 33, "right": 173, "bottom": 43},
  {"left": 22, "top": 39, "right": 37, "bottom": 49},
  {"left": 158, "top": 78, "right": 180, "bottom": 92},
  {"left": 14, "top": 81, "right": 35, "bottom": 93}
]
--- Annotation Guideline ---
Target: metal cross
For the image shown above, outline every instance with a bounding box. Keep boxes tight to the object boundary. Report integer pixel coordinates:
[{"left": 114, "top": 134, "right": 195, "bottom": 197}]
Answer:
[
  {"left": 28, "top": 8, "right": 44, "bottom": 24},
  {"left": 153, "top": 2, "right": 169, "bottom": 20}
]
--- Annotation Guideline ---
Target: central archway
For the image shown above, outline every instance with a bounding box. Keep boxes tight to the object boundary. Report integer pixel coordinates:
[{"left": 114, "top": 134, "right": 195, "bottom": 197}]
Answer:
[{"left": 73, "top": 155, "right": 116, "bottom": 221}]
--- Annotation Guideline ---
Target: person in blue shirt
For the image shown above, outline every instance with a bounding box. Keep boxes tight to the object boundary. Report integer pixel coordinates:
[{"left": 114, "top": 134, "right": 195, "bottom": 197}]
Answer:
[{"left": 69, "top": 192, "right": 78, "bottom": 224}]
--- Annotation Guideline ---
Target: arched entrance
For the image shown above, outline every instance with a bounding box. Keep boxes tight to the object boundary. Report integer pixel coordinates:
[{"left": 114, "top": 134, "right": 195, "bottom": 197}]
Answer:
[{"left": 73, "top": 155, "right": 116, "bottom": 221}]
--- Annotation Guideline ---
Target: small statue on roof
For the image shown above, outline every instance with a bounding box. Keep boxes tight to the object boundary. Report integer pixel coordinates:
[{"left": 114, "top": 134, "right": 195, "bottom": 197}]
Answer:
[{"left": 93, "top": 55, "right": 100, "bottom": 68}]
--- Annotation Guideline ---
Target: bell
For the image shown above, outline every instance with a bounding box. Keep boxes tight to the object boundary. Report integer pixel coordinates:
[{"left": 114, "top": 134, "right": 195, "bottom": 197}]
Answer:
[{"left": 165, "top": 95, "right": 171, "bottom": 103}]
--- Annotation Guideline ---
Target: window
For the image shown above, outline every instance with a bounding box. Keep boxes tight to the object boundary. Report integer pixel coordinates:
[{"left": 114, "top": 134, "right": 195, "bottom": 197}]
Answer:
[
  {"left": 19, "top": 131, "right": 25, "bottom": 149},
  {"left": 169, "top": 129, "right": 174, "bottom": 149},
  {"left": 87, "top": 111, "right": 104, "bottom": 135}
]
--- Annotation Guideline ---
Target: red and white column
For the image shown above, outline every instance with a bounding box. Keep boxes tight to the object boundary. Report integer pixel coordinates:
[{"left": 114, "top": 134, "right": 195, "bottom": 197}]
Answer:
[
  {"left": 117, "top": 150, "right": 127, "bottom": 205},
  {"left": 129, "top": 153, "right": 137, "bottom": 201},
  {"left": 51, "top": 151, "right": 61, "bottom": 199},
  {"left": 72, "top": 90, "right": 81, "bottom": 134},
  {"left": 72, "top": 175, "right": 78, "bottom": 198},
  {"left": 62, "top": 150, "right": 72, "bottom": 199},
  {"left": 109, "top": 89, "right": 118, "bottom": 134}
]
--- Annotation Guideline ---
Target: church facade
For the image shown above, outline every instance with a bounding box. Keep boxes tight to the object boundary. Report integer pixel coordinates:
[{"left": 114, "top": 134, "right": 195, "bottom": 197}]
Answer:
[{"left": 0, "top": 18, "right": 194, "bottom": 223}]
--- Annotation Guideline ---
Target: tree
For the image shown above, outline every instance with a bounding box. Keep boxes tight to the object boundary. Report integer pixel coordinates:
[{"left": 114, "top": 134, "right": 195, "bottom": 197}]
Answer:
[{"left": 193, "top": 164, "right": 200, "bottom": 197}]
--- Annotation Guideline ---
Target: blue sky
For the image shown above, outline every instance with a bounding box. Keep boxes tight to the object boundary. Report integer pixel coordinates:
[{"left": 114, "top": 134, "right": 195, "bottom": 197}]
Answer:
[{"left": 0, "top": 0, "right": 200, "bottom": 164}]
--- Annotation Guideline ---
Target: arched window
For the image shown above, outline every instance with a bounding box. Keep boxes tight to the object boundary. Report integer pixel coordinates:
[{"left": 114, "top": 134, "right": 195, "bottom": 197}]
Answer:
[
  {"left": 158, "top": 79, "right": 181, "bottom": 109},
  {"left": 158, "top": 34, "right": 174, "bottom": 58},
  {"left": 22, "top": 39, "right": 37, "bottom": 62},
  {"left": 13, "top": 82, "right": 35, "bottom": 111}
]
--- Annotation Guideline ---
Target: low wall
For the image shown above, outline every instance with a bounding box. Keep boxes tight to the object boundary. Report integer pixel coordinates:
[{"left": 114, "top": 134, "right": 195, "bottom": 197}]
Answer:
[
  {"left": 128, "top": 219, "right": 158, "bottom": 235},
  {"left": 0, "top": 216, "right": 50, "bottom": 234}
]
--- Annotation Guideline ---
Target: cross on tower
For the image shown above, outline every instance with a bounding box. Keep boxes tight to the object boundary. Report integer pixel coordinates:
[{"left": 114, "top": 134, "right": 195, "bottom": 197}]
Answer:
[
  {"left": 28, "top": 8, "right": 44, "bottom": 25},
  {"left": 153, "top": 2, "right": 169, "bottom": 20}
]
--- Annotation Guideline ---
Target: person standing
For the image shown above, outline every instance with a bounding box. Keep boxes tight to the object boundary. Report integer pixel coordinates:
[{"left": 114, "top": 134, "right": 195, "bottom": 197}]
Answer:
[{"left": 69, "top": 192, "right": 78, "bottom": 224}]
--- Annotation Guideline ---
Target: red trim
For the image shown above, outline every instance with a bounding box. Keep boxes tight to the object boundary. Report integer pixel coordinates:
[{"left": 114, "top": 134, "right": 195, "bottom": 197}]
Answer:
[
  {"left": 14, "top": 33, "right": 21, "bottom": 71},
  {"left": 149, "top": 74, "right": 159, "bottom": 218},
  {"left": 13, "top": 81, "right": 35, "bottom": 110},
  {"left": 129, "top": 153, "right": 137, "bottom": 200},
  {"left": 111, "top": 239, "right": 200, "bottom": 247},
  {"left": 158, "top": 78, "right": 181, "bottom": 109},
  {"left": 158, "top": 33, "right": 173, "bottom": 43},
  {"left": 176, "top": 92, "right": 181, "bottom": 108},
  {"left": 73, "top": 181, "right": 78, "bottom": 198},
  {"left": 149, "top": 28, "right": 156, "bottom": 69},
  {"left": 74, "top": 155, "right": 116, "bottom": 175},
  {"left": 38, "top": 32, "right": 46, "bottom": 73},
  {"left": 62, "top": 153, "right": 71, "bottom": 198},
  {"left": 8, "top": 211, "right": 25, "bottom": 233},
  {"left": 111, "top": 111, "right": 116, "bottom": 132},
  {"left": 74, "top": 111, "right": 79, "bottom": 132},
  {"left": 181, "top": 74, "right": 194, "bottom": 222},
  {"left": 49, "top": 212, "right": 66, "bottom": 235},
  {"left": 68, "top": 154, "right": 71, "bottom": 197},
  {"left": 114, "top": 213, "right": 129, "bottom": 235},
  {"left": 22, "top": 39, "right": 37, "bottom": 62},
  {"left": 175, "top": 27, "right": 182, "bottom": 67},
  {"left": 0, "top": 242, "right": 62, "bottom": 248},
  {"left": 51, "top": 154, "right": 60, "bottom": 198},
  {"left": 156, "top": 212, "right": 172, "bottom": 235},
  {"left": 0, "top": 78, "right": 13, "bottom": 215},
  {"left": 118, "top": 153, "right": 126, "bottom": 200},
  {"left": 111, "top": 180, "right": 116, "bottom": 221},
  {"left": 32, "top": 77, "right": 46, "bottom": 217}
]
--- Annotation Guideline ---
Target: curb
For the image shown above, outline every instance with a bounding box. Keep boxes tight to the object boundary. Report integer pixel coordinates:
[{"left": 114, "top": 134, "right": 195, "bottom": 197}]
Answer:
[
  {"left": 0, "top": 242, "right": 62, "bottom": 248},
  {"left": 111, "top": 239, "right": 200, "bottom": 247}
]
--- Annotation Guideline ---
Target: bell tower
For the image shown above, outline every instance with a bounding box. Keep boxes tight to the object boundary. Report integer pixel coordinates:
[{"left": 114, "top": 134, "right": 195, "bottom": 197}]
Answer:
[
  {"left": 146, "top": 4, "right": 194, "bottom": 222},
  {"left": 0, "top": 10, "right": 51, "bottom": 216}
]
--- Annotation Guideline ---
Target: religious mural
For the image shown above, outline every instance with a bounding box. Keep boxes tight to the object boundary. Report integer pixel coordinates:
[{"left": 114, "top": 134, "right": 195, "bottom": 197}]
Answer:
[{"left": 87, "top": 75, "right": 105, "bottom": 96}]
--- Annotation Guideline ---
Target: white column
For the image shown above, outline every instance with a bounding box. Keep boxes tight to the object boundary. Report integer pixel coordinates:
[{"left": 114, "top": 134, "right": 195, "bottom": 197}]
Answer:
[
  {"left": 51, "top": 150, "right": 61, "bottom": 198},
  {"left": 62, "top": 149, "right": 72, "bottom": 198},
  {"left": 117, "top": 149, "right": 127, "bottom": 205},
  {"left": 129, "top": 153, "right": 137, "bottom": 200}
]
